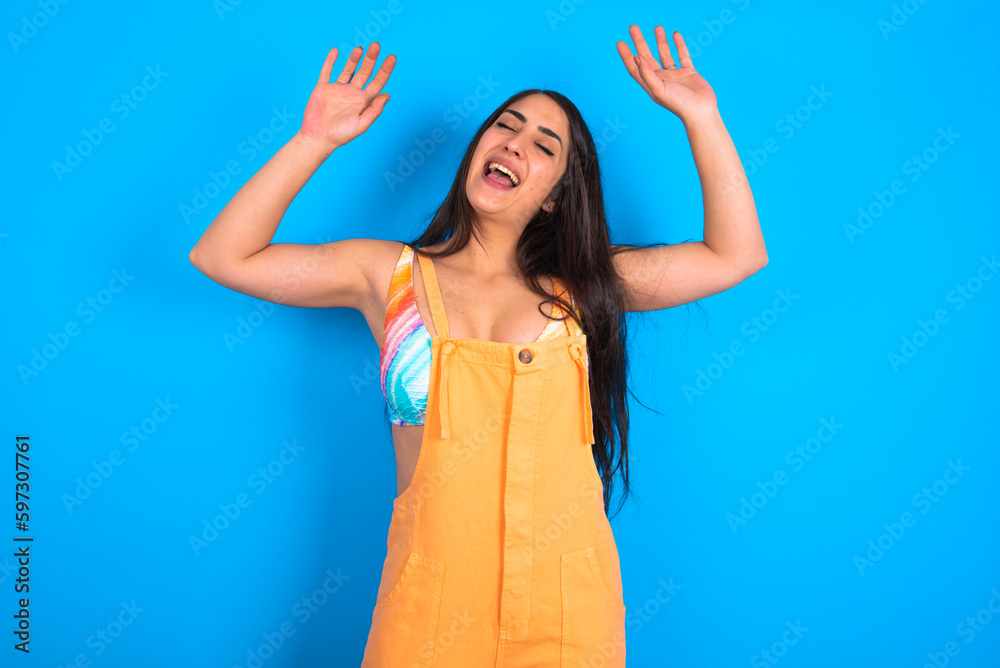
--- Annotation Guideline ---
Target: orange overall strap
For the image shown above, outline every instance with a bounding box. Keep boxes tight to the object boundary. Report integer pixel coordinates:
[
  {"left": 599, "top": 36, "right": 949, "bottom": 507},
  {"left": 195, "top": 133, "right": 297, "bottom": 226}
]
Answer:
[
  {"left": 553, "top": 278, "right": 593, "bottom": 445},
  {"left": 550, "top": 277, "right": 572, "bottom": 337},
  {"left": 415, "top": 249, "right": 449, "bottom": 338},
  {"left": 568, "top": 341, "right": 595, "bottom": 446},
  {"left": 415, "top": 249, "right": 454, "bottom": 438}
]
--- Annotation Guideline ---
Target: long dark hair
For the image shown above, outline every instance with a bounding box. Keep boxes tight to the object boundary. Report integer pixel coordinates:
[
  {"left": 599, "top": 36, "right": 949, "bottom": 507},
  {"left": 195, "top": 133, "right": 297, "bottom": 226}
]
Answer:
[{"left": 389, "top": 89, "right": 662, "bottom": 519}]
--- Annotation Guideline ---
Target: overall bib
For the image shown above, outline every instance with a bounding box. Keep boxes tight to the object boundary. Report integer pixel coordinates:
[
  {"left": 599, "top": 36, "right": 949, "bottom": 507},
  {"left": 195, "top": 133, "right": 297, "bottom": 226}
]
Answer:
[{"left": 362, "top": 250, "right": 627, "bottom": 667}]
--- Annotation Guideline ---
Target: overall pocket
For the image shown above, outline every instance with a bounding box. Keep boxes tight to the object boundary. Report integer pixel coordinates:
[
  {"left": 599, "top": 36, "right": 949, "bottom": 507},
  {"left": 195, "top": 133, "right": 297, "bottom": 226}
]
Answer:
[
  {"left": 560, "top": 546, "right": 627, "bottom": 668},
  {"left": 363, "top": 552, "right": 445, "bottom": 668}
]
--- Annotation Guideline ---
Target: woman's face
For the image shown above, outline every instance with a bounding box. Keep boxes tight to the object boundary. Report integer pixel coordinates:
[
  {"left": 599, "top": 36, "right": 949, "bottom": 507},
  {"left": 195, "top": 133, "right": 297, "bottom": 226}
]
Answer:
[{"left": 465, "top": 93, "right": 570, "bottom": 226}]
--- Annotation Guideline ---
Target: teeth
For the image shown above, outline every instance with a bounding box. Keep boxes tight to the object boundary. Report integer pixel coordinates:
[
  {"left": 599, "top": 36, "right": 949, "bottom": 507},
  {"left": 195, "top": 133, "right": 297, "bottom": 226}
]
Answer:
[{"left": 488, "top": 162, "right": 519, "bottom": 186}]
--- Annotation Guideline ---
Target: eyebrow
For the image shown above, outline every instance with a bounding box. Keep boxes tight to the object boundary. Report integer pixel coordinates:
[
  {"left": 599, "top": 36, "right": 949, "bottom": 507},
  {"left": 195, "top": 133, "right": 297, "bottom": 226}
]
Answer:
[{"left": 500, "top": 109, "right": 563, "bottom": 149}]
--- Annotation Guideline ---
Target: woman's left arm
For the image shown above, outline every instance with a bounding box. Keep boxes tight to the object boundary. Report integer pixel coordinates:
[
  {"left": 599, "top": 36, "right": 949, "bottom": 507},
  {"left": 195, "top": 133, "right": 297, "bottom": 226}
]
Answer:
[{"left": 614, "top": 25, "right": 768, "bottom": 312}]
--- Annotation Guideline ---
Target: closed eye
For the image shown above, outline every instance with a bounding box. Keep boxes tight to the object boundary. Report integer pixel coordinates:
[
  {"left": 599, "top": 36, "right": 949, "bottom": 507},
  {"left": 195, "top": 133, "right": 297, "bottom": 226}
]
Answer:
[{"left": 496, "top": 121, "right": 555, "bottom": 157}]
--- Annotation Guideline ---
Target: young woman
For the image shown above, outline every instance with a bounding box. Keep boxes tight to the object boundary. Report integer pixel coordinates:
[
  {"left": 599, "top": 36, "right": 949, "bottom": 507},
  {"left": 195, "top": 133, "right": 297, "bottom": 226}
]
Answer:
[{"left": 190, "top": 25, "right": 765, "bottom": 667}]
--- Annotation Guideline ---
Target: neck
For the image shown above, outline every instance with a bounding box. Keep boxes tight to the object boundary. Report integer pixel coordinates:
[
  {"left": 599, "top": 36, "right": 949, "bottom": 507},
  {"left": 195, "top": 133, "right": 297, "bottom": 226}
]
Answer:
[{"left": 453, "top": 223, "right": 525, "bottom": 280}]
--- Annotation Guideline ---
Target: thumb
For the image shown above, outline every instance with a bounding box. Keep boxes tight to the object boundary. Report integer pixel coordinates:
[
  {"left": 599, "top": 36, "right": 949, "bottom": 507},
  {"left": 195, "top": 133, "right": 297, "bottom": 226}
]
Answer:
[
  {"left": 633, "top": 56, "right": 657, "bottom": 94},
  {"left": 634, "top": 55, "right": 650, "bottom": 79},
  {"left": 358, "top": 93, "right": 390, "bottom": 131}
]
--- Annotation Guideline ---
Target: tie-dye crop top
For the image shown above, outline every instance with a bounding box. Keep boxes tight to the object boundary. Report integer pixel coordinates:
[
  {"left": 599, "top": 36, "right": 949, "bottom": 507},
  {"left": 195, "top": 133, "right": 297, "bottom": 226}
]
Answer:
[{"left": 379, "top": 243, "right": 584, "bottom": 427}]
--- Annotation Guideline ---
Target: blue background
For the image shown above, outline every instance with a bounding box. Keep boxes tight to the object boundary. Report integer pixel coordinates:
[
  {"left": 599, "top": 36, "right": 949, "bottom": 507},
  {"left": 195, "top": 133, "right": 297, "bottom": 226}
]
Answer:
[{"left": 3, "top": 0, "right": 998, "bottom": 666}]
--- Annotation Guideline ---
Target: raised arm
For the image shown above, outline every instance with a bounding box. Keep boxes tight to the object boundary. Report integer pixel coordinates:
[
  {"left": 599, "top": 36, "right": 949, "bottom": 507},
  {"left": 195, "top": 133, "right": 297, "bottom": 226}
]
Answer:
[
  {"left": 189, "top": 43, "right": 396, "bottom": 309},
  {"left": 614, "top": 26, "right": 767, "bottom": 312}
]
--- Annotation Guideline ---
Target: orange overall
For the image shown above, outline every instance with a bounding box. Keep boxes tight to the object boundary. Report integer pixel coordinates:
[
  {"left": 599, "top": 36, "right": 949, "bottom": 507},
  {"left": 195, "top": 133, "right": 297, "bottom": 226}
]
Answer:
[{"left": 362, "top": 251, "right": 627, "bottom": 667}]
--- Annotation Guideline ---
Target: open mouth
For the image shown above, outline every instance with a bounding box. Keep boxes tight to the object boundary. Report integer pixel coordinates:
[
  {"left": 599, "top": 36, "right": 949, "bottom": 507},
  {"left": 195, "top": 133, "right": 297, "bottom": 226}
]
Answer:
[{"left": 482, "top": 162, "right": 519, "bottom": 188}]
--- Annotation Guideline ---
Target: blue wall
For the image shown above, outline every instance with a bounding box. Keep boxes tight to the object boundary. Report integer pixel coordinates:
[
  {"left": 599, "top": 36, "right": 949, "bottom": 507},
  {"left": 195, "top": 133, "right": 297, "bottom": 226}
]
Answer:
[{"left": 3, "top": 0, "right": 998, "bottom": 666}]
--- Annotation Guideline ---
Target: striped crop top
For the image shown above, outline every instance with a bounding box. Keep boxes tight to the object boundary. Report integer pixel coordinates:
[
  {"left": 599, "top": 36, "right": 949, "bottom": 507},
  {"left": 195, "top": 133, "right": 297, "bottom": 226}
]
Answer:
[{"left": 379, "top": 243, "right": 584, "bottom": 427}]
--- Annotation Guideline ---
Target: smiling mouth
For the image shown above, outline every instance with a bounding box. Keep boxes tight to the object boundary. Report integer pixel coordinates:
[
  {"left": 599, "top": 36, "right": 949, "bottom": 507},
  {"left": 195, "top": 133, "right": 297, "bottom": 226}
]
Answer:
[{"left": 482, "top": 162, "right": 519, "bottom": 188}]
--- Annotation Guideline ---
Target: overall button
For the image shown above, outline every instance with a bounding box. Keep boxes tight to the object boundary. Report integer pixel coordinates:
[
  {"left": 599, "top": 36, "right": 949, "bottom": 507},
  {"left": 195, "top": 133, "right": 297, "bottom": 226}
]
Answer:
[{"left": 518, "top": 348, "right": 533, "bottom": 364}]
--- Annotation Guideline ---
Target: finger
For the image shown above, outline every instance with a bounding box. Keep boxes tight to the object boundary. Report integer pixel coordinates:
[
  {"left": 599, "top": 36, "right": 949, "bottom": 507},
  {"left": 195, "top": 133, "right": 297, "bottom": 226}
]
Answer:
[
  {"left": 673, "top": 31, "right": 694, "bottom": 69},
  {"left": 334, "top": 46, "right": 364, "bottom": 84},
  {"left": 363, "top": 53, "right": 396, "bottom": 99},
  {"left": 654, "top": 26, "right": 677, "bottom": 69},
  {"left": 629, "top": 25, "right": 658, "bottom": 67},
  {"left": 318, "top": 47, "right": 338, "bottom": 85},
  {"left": 350, "top": 41, "right": 381, "bottom": 89}
]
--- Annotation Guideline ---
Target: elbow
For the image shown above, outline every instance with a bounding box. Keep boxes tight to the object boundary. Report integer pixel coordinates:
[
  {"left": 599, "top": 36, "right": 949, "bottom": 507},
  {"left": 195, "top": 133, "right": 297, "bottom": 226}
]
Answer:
[
  {"left": 189, "top": 245, "right": 213, "bottom": 276},
  {"left": 741, "top": 253, "right": 768, "bottom": 280},
  {"left": 750, "top": 244, "right": 769, "bottom": 273},
  {"left": 189, "top": 246, "right": 203, "bottom": 271}
]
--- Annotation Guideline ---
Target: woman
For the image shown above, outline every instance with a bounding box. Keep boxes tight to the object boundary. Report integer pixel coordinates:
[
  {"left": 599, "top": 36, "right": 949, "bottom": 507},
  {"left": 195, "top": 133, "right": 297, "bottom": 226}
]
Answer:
[{"left": 190, "top": 24, "right": 766, "bottom": 667}]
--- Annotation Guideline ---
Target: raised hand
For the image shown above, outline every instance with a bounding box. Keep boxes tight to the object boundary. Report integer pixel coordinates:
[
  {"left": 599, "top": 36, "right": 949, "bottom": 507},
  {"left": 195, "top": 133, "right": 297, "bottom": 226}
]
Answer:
[
  {"left": 298, "top": 43, "right": 396, "bottom": 153},
  {"left": 617, "top": 25, "right": 717, "bottom": 123}
]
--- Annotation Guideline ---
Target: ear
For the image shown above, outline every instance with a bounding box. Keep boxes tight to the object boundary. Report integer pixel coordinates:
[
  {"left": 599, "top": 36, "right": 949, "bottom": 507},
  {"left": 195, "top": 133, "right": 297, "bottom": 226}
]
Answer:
[{"left": 544, "top": 179, "right": 565, "bottom": 212}]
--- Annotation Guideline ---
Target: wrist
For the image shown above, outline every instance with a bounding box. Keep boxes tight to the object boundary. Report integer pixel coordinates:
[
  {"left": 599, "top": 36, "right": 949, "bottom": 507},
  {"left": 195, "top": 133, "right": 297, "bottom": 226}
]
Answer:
[
  {"left": 680, "top": 104, "right": 723, "bottom": 129},
  {"left": 293, "top": 130, "right": 339, "bottom": 158}
]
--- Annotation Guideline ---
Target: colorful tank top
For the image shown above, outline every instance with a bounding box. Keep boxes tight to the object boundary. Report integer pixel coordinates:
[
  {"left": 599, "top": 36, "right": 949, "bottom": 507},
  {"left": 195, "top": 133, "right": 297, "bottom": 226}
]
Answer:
[{"left": 379, "top": 243, "right": 584, "bottom": 426}]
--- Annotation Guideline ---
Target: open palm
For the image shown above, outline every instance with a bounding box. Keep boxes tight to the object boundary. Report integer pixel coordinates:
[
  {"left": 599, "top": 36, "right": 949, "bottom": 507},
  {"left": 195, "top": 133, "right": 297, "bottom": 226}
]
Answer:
[
  {"left": 617, "top": 25, "right": 717, "bottom": 122},
  {"left": 299, "top": 43, "right": 396, "bottom": 153}
]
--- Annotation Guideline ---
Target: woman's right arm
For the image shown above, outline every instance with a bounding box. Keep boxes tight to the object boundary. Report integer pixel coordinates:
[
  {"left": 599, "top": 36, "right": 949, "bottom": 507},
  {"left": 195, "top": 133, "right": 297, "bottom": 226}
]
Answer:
[{"left": 189, "top": 43, "right": 396, "bottom": 310}]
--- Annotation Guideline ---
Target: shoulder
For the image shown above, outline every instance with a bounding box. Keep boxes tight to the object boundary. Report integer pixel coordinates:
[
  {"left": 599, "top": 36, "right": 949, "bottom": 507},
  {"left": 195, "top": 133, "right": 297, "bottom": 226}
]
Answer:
[{"left": 363, "top": 240, "right": 411, "bottom": 308}]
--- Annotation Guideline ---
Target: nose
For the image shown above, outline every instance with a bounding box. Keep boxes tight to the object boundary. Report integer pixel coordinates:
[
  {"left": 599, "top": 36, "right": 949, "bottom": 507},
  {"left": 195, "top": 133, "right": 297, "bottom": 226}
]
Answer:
[{"left": 504, "top": 136, "right": 523, "bottom": 158}]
